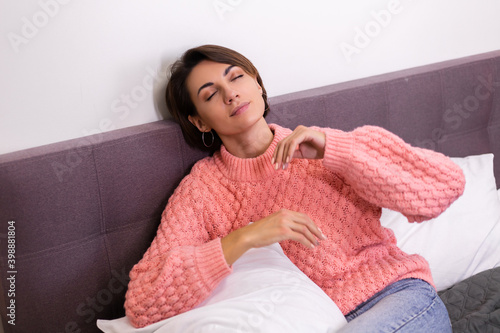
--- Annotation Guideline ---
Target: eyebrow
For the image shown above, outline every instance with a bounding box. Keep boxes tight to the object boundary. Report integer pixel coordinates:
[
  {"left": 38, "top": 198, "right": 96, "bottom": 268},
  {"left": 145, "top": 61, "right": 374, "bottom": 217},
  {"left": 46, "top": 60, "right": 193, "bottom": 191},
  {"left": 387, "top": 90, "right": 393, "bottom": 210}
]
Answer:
[{"left": 197, "top": 65, "right": 236, "bottom": 96}]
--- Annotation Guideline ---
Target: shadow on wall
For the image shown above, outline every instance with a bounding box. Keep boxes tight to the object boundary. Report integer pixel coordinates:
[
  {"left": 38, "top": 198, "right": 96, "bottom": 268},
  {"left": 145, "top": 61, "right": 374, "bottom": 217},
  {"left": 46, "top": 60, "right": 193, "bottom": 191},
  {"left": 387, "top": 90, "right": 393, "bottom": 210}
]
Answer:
[{"left": 153, "top": 56, "right": 179, "bottom": 121}]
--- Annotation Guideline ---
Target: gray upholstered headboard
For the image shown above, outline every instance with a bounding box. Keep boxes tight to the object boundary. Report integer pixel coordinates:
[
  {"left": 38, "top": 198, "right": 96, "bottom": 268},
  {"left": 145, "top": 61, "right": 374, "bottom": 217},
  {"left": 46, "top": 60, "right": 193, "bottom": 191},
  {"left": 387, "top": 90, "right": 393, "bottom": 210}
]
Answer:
[{"left": 0, "top": 50, "right": 499, "bottom": 333}]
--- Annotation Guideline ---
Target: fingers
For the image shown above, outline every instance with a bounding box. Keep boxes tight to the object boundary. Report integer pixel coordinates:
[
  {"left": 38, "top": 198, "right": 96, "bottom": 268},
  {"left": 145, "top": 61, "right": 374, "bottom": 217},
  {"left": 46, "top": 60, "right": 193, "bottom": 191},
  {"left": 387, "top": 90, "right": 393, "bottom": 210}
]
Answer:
[
  {"left": 272, "top": 126, "right": 305, "bottom": 170},
  {"left": 274, "top": 209, "right": 327, "bottom": 249},
  {"left": 247, "top": 209, "right": 327, "bottom": 250},
  {"left": 271, "top": 126, "right": 326, "bottom": 170},
  {"left": 289, "top": 224, "right": 318, "bottom": 249}
]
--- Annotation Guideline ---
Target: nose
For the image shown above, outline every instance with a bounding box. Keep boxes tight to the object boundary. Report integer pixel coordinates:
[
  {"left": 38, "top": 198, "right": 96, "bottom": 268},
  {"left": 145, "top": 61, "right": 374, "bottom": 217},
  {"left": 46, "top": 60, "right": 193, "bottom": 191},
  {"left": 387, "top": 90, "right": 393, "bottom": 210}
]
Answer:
[{"left": 223, "top": 86, "right": 238, "bottom": 104}]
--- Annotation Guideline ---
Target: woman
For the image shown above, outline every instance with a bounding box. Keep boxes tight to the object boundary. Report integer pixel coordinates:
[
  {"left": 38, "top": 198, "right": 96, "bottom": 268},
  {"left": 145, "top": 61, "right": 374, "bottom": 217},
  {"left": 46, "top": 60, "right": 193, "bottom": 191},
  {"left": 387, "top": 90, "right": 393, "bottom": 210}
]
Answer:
[{"left": 124, "top": 45, "right": 465, "bottom": 332}]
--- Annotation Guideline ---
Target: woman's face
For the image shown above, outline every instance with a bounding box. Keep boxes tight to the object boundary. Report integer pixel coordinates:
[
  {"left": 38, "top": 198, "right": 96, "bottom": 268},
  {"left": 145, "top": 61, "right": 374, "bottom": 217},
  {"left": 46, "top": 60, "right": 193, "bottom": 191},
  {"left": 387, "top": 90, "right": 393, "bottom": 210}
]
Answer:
[{"left": 186, "top": 60, "right": 265, "bottom": 138}]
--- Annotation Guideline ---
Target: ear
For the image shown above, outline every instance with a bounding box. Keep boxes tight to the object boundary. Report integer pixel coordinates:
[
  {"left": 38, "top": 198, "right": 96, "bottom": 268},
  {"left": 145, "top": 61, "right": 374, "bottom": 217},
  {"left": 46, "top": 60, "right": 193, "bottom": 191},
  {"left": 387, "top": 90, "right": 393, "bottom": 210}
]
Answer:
[
  {"left": 188, "top": 115, "right": 211, "bottom": 133},
  {"left": 253, "top": 76, "right": 263, "bottom": 94}
]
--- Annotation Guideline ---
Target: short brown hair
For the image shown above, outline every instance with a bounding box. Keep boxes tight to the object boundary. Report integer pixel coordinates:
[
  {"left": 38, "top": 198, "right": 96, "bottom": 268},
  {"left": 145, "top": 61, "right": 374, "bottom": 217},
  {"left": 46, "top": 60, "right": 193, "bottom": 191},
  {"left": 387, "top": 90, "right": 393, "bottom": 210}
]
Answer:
[{"left": 165, "top": 45, "right": 270, "bottom": 152}]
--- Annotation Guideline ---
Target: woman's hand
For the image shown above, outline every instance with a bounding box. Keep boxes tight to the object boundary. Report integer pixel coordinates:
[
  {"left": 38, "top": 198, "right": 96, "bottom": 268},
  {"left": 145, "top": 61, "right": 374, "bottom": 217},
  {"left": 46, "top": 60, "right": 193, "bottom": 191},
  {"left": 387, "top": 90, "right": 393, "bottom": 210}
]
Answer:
[
  {"left": 221, "top": 209, "right": 326, "bottom": 266},
  {"left": 272, "top": 125, "right": 326, "bottom": 170}
]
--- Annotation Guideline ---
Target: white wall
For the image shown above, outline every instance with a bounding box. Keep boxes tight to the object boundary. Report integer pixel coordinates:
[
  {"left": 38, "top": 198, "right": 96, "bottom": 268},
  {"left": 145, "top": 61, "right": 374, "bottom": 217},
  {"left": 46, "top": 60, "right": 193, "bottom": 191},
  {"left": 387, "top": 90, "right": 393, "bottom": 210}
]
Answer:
[{"left": 1, "top": 0, "right": 500, "bottom": 155}]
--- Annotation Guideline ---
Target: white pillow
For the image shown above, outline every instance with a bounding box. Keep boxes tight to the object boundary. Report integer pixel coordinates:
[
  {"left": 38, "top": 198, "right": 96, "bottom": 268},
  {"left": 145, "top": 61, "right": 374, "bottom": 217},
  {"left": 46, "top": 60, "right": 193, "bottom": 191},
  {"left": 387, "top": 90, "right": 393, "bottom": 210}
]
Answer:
[
  {"left": 97, "top": 243, "right": 347, "bottom": 333},
  {"left": 380, "top": 153, "right": 500, "bottom": 291}
]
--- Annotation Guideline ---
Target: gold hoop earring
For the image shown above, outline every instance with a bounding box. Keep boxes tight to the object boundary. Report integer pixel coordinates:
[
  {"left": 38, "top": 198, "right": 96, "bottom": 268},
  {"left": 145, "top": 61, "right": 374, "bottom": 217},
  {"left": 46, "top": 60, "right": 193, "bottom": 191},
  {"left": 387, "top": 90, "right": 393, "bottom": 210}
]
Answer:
[{"left": 202, "top": 130, "right": 214, "bottom": 148}]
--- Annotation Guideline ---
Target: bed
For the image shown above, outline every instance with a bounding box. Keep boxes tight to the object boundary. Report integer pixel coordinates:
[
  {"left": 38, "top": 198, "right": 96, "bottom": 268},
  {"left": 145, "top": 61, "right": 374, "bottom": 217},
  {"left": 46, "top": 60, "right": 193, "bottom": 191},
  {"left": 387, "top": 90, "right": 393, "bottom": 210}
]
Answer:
[{"left": 1, "top": 50, "right": 499, "bottom": 333}]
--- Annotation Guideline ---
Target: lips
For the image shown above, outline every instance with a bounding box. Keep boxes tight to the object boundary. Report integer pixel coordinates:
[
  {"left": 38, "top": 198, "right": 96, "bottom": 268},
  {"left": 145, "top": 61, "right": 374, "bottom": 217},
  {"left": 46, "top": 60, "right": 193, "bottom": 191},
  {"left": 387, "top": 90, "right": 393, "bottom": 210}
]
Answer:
[{"left": 230, "top": 102, "right": 250, "bottom": 117}]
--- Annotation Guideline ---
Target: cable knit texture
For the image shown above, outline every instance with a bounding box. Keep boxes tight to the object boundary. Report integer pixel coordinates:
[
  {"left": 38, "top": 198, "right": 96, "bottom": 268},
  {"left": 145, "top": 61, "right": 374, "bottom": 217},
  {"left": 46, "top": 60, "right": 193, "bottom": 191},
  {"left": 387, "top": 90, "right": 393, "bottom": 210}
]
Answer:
[{"left": 124, "top": 124, "right": 465, "bottom": 328}]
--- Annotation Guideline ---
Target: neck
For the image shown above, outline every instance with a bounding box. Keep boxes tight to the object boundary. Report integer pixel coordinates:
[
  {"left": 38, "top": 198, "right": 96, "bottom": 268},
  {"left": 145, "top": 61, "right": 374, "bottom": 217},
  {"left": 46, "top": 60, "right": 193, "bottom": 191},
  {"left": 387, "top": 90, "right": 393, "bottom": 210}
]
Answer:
[{"left": 219, "top": 118, "right": 274, "bottom": 158}]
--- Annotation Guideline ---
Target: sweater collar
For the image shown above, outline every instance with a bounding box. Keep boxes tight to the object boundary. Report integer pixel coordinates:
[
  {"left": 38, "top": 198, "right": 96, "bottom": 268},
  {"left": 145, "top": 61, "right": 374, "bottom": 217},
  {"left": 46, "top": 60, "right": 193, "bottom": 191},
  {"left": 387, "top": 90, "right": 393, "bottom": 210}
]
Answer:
[{"left": 214, "top": 124, "right": 291, "bottom": 181}]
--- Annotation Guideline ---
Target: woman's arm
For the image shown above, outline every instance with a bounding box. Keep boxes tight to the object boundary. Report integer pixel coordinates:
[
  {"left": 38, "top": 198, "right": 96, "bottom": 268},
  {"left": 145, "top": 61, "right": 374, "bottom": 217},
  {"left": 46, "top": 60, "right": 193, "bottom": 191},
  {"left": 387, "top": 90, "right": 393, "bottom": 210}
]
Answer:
[
  {"left": 124, "top": 176, "right": 232, "bottom": 328},
  {"left": 273, "top": 125, "right": 465, "bottom": 222},
  {"left": 319, "top": 125, "right": 465, "bottom": 221},
  {"left": 221, "top": 209, "right": 326, "bottom": 265}
]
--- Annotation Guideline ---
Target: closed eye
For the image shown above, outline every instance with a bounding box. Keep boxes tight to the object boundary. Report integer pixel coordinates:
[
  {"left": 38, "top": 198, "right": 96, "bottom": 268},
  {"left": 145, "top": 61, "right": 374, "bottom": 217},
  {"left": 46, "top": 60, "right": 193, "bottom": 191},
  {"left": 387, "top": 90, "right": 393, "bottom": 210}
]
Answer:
[
  {"left": 206, "top": 91, "right": 217, "bottom": 101},
  {"left": 206, "top": 74, "right": 243, "bottom": 101}
]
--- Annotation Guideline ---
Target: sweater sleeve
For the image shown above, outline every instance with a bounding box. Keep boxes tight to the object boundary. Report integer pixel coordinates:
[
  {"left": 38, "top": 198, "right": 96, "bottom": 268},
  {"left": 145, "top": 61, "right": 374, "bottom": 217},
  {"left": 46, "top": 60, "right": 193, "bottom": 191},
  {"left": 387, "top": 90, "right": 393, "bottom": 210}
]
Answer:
[
  {"left": 317, "top": 125, "right": 465, "bottom": 222},
  {"left": 124, "top": 173, "right": 232, "bottom": 328}
]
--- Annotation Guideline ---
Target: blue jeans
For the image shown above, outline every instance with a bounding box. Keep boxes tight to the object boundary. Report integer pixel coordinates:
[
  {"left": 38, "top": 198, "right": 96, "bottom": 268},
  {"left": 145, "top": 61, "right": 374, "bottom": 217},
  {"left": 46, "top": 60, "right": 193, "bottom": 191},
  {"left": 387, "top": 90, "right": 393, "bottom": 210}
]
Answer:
[{"left": 338, "top": 279, "right": 452, "bottom": 333}]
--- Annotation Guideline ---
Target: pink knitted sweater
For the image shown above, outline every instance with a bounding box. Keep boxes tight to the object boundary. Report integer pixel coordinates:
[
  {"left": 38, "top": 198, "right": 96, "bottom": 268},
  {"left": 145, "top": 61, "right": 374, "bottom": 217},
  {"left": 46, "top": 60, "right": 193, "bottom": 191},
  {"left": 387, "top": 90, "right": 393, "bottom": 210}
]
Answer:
[{"left": 125, "top": 124, "right": 465, "bottom": 328}]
